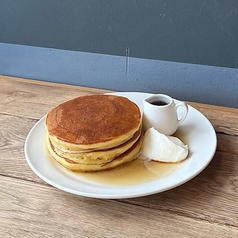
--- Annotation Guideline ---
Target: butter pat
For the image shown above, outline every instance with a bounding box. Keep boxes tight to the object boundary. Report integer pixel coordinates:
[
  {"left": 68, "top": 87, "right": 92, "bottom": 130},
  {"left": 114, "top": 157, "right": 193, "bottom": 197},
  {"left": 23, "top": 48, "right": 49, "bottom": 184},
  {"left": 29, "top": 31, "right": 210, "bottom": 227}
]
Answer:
[{"left": 141, "top": 127, "right": 188, "bottom": 163}]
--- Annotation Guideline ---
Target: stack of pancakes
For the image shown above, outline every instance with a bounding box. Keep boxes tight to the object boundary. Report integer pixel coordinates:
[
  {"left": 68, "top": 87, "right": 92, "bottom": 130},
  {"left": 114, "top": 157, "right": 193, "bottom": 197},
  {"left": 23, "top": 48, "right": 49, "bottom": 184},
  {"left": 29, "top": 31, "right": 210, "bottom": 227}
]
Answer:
[{"left": 45, "top": 95, "right": 142, "bottom": 172}]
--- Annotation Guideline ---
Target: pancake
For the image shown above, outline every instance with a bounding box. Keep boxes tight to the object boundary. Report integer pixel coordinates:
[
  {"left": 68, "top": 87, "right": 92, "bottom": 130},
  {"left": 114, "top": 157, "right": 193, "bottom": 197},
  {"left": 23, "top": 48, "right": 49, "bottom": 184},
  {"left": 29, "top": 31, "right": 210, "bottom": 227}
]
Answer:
[
  {"left": 45, "top": 95, "right": 141, "bottom": 151},
  {"left": 45, "top": 94, "right": 142, "bottom": 172},
  {"left": 47, "top": 135, "right": 142, "bottom": 172},
  {"left": 48, "top": 129, "right": 141, "bottom": 164}
]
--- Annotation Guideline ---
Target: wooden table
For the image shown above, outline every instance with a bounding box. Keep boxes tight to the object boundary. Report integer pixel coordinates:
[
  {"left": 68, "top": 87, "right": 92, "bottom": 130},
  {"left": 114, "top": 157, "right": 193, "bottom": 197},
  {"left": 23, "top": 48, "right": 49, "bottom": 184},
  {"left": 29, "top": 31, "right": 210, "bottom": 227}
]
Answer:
[{"left": 1, "top": 75, "right": 238, "bottom": 238}]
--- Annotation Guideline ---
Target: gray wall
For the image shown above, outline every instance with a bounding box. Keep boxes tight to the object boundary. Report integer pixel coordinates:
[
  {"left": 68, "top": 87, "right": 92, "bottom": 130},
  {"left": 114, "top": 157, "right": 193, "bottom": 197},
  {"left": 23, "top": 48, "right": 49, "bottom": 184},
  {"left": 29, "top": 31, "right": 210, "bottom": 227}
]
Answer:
[
  {"left": 0, "top": 1, "right": 238, "bottom": 107},
  {"left": 1, "top": 0, "right": 238, "bottom": 68}
]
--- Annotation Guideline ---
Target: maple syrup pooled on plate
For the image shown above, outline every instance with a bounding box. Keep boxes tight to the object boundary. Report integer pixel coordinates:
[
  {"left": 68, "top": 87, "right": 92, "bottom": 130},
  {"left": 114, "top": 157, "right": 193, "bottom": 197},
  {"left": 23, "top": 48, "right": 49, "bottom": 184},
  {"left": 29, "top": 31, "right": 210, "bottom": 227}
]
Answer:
[
  {"left": 74, "top": 130, "right": 187, "bottom": 186},
  {"left": 46, "top": 131, "right": 187, "bottom": 186},
  {"left": 75, "top": 158, "right": 182, "bottom": 186}
]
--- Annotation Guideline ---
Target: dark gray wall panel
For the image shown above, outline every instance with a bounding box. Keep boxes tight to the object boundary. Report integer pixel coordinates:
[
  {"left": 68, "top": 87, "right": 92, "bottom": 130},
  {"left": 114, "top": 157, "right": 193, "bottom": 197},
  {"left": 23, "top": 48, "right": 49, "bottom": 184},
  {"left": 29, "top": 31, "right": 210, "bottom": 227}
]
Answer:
[{"left": 1, "top": 0, "right": 238, "bottom": 68}]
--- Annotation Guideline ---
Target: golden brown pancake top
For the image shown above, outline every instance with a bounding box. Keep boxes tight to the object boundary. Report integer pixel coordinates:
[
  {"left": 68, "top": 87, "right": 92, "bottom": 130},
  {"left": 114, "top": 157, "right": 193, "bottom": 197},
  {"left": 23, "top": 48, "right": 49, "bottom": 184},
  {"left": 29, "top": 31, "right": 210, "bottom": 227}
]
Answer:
[{"left": 45, "top": 95, "right": 141, "bottom": 145}]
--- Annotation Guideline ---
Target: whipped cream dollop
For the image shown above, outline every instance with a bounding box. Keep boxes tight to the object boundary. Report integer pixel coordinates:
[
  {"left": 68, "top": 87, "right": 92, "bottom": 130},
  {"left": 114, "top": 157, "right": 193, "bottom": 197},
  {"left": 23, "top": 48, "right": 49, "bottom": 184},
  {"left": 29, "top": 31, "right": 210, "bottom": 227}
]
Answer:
[{"left": 141, "top": 127, "right": 188, "bottom": 163}]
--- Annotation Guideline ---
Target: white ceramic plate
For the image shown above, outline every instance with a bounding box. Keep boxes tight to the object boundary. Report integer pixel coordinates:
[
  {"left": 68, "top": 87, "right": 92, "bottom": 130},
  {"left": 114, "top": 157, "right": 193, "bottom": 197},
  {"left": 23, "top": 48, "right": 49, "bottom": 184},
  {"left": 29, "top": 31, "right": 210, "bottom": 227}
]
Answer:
[{"left": 24, "top": 92, "right": 217, "bottom": 199}]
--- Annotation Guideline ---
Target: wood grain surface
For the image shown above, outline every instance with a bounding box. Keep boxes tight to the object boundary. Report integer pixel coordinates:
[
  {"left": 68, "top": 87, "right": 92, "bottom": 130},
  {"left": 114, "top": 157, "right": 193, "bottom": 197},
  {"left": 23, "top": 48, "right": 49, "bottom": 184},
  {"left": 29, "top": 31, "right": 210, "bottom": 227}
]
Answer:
[{"left": 0, "top": 75, "right": 238, "bottom": 238}]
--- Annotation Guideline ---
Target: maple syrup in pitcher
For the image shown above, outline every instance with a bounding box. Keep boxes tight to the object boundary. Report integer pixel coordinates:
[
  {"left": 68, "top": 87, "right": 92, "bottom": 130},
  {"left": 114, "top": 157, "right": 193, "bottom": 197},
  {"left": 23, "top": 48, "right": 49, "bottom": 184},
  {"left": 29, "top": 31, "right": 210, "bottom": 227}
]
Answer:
[{"left": 150, "top": 100, "right": 168, "bottom": 106}]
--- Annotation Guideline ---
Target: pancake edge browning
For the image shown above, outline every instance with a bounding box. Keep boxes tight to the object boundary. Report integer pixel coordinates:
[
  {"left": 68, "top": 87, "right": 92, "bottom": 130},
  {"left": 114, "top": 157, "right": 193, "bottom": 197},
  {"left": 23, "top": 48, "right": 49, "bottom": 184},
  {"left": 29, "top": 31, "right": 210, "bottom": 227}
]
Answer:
[{"left": 47, "top": 125, "right": 141, "bottom": 151}]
